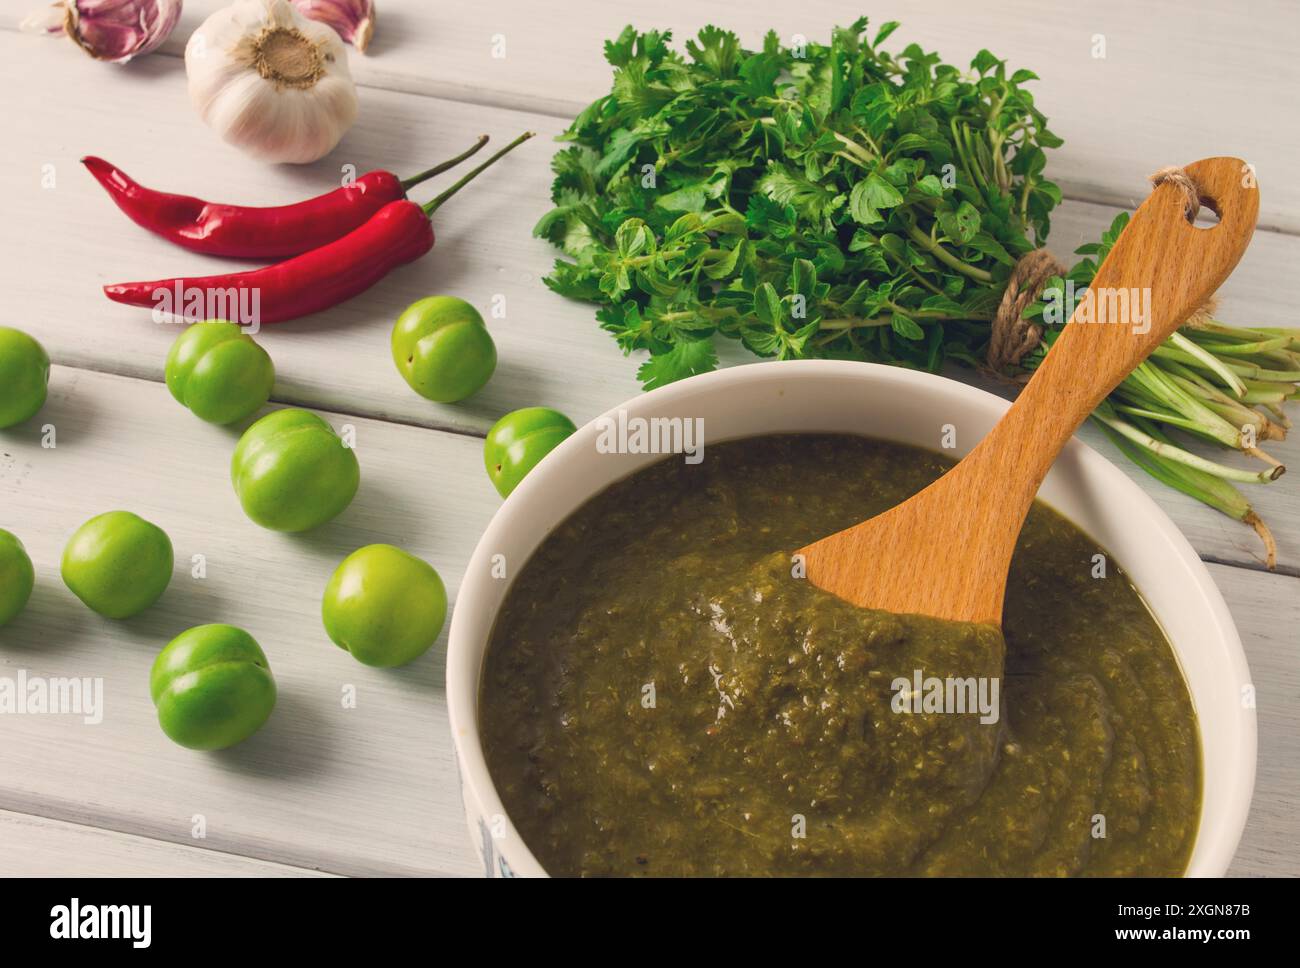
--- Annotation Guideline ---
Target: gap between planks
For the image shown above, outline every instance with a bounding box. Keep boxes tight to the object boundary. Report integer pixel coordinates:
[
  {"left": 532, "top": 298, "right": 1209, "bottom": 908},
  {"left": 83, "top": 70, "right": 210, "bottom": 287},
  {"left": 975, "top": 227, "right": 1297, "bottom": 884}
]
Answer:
[
  {"left": 0, "top": 804, "right": 342, "bottom": 877},
  {"left": 51, "top": 356, "right": 495, "bottom": 443},
  {"left": 0, "top": 778, "right": 474, "bottom": 878},
  {"left": 1201, "top": 555, "right": 1300, "bottom": 582}
]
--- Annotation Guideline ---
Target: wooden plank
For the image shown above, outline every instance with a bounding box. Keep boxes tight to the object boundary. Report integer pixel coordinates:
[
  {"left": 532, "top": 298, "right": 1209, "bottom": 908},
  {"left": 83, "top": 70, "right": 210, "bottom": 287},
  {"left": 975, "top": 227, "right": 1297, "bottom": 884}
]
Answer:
[
  {"left": 1, "top": 367, "right": 1293, "bottom": 876},
  {"left": 0, "top": 809, "right": 333, "bottom": 876},
  {"left": 1, "top": 367, "right": 483, "bottom": 876},
  {"left": 2, "top": 28, "right": 1299, "bottom": 573},
  {"left": 30, "top": 0, "right": 1289, "bottom": 232},
  {"left": 1209, "top": 564, "right": 1300, "bottom": 878}
]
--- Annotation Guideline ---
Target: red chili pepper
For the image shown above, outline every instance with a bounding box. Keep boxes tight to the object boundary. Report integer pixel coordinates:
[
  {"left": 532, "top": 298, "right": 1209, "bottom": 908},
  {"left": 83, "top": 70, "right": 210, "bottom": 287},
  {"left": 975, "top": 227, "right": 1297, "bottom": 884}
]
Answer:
[
  {"left": 103, "top": 133, "right": 535, "bottom": 325},
  {"left": 83, "top": 136, "right": 489, "bottom": 260}
]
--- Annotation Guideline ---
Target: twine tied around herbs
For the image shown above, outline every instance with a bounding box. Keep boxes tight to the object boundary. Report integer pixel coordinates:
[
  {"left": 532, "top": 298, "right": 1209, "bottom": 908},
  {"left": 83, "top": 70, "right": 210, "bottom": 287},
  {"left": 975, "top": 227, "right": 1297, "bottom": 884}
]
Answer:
[
  {"left": 984, "top": 248, "right": 1067, "bottom": 374},
  {"left": 984, "top": 166, "right": 1211, "bottom": 374}
]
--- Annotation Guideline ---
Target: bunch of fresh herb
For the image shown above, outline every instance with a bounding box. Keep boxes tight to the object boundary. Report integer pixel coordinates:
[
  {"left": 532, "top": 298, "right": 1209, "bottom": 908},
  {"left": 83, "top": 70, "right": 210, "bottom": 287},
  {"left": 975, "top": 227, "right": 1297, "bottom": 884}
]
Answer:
[
  {"left": 536, "top": 19, "right": 1062, "bottom": 388},
  {"left": 536, "top": 20, "right": 1293, "bottom": 559}
]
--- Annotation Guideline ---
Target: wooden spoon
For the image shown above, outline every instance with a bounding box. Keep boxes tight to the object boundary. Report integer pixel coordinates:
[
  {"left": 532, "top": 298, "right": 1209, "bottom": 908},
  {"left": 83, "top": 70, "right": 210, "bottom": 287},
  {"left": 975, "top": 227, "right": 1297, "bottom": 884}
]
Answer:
[{"left": 799, "top": 157, "right": 1259, "bottom": 626}]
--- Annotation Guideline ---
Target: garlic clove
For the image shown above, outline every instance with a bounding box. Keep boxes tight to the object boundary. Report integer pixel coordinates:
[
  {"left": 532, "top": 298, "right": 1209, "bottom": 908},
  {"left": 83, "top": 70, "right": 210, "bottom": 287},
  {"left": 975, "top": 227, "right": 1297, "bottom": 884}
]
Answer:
[
  {"left": 186, "top": 0, "right": 359, "bottom": 165},
  {"left": 21, "top": 0, "right": 183, "bottom": 64},
  {"left": 291, "top": 0, "right": 376, "bottom": 54}
]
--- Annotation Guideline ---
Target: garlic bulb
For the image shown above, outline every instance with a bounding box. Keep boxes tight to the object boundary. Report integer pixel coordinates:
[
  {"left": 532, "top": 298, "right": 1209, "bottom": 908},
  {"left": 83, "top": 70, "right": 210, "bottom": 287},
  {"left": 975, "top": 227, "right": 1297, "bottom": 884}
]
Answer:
[
  {"left": 185, "top": 0, "right": 359, "bottom": 164},
  {"left": 292, "top": 0, "right": 375, "bottom": 54},
  {"left": 20, "top": 0, "right": 182, "bottom": 63}
]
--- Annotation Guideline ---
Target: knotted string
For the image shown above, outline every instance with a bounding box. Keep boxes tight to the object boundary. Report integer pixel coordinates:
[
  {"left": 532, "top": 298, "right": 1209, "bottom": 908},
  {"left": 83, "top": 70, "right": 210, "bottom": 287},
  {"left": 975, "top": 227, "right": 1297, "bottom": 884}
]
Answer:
[{"left": 985, "top": 166, "right": 1213, "bottom": 372}]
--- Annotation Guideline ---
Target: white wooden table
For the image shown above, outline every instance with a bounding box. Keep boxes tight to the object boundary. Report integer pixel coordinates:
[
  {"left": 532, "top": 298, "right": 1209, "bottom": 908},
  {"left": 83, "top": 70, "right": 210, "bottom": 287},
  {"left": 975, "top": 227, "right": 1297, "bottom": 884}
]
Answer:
[{"left": 1, "top": 0, "right": 1296, "bottom": 877}]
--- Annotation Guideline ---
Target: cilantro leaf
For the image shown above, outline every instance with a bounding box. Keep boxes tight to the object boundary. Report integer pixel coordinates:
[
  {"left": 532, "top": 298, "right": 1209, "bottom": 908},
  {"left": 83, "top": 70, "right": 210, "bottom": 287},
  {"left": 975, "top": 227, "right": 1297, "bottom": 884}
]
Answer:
[{"left": 636, "top": 339, "right": 719, "bottom": 389}]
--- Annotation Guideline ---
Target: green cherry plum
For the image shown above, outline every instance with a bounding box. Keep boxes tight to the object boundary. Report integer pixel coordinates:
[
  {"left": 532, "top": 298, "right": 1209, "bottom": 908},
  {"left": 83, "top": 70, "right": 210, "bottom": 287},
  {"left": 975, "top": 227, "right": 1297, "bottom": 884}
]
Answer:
[
  {"left": 151, "top": 624, "right": 276, "bottom": 750},
  {"left": 0, "top": 327, "right": 51, "bottom": 429},
  {"left": 484, "top": 407, "right": 577, "bottom": 498},
  {"left": 0, "top": 529, "right": 35, "bottom": 627},
  {"left": 61, "top": 511, "right": 173, "bottom": 619},
  {"left": 392, "top": 296, "right": 497, "bottom": 403},
  {"left": 231, "top": 408, "right": 360, "bottom": 532},
  {"left": 165, "top": 320, "right": 275, "bottom": 424},
  {"left": 321, "top": 544, "right": 447, "bottom": 668}
]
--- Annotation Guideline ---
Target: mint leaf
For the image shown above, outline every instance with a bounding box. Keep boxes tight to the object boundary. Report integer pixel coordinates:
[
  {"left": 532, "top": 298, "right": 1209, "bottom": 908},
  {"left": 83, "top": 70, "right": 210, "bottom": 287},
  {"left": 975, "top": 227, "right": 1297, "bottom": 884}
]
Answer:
[
  {"left": 873, "top": 21, "right": 901, "bottom": 47},
  {"left": 938, "top": 200, "right": 982, "bottom": 244},
  {"left": 753, "top": 282, "right": 782, "bottom": 326},
  {"left": 891, "top": 313, "right": 925, "bottom": 340},
  {"left": 971, "top": 49, "right": 1000, "bottom": 75},
  {"left": 914, "top": 174, "right": 946, "bottom": 198}
]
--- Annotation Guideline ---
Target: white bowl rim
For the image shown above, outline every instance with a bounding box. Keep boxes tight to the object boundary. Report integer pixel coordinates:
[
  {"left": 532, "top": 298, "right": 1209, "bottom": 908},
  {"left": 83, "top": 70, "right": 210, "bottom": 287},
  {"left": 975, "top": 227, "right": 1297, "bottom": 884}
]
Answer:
[{"left": 447, "top": 359, "right": 1257, "bottom": 878}]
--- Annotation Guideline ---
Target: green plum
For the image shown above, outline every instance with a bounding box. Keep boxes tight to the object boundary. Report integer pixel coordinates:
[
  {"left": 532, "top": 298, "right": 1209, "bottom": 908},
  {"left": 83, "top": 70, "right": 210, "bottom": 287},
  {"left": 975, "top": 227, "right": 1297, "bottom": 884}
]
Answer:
[
  {"left": 392, "top": 296, "right": 496, "bottom": 403},
  {"left": 61, "top": 511, "right": 173, "bottom": 619},
  {"left": 0, "top": 529, "right": 35, "bottom": 627},
  {"left": 321, "top": 544, "right": 447, "bottom": 668},
  {"left": 166, "top": 320, "right": 274, "bottom": 424},
  {"left": 151, "top": 624, "right": 276, "bottom": 750},
  {"left": 231, "top": 408, "right": 360, "bottom": 532},
  {"left": 0, "top": 327, "right": 50, "bottom": 429},
  {"left": 484, "top": 407, "right": 577, "bottom": 497}
]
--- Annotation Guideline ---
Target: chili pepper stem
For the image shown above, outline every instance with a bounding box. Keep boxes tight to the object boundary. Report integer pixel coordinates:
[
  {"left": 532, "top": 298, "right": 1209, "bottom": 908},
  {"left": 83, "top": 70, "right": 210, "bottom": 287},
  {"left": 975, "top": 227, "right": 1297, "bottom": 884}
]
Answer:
[
  {"left": 422, "top": 132, "right": 536, "bottom": 216},
  {"left": 400, "top": 135, "right": 490, "bottom": 191}
]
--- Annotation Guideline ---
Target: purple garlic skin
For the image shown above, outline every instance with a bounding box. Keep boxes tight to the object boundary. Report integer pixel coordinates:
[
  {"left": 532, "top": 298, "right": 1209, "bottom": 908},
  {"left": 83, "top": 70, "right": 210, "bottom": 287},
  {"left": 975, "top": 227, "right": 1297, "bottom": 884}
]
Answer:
[
  {"left": 21, "top": 0, "right": 183, "bottom": 63},
  {"left": 292, "top": 0, "right": 375, "bottom": 54}
]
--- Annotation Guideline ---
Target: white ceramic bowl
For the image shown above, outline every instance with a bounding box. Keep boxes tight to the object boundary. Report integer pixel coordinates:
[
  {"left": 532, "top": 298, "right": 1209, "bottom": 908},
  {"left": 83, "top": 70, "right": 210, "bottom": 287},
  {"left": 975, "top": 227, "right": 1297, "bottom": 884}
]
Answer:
[{"left": 447, "top": 360, "right": 1256, "bottom": 877}]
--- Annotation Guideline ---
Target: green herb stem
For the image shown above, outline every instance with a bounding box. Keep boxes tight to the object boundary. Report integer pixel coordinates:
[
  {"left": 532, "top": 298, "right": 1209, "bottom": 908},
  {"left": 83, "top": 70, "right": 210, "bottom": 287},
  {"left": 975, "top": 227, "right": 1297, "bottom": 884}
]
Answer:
[
  {"left": 1166, "top": 330, "right": 1247, "bottom": 397},
  {"left": 904, "top": 222, "right": 994, "bottom": 283},
  {"left": 1097, "top": 420, "right": 1277, "bottom": 567},
  {"left": 1092, "top": 404, "right": 1283, "bottom": 484}
]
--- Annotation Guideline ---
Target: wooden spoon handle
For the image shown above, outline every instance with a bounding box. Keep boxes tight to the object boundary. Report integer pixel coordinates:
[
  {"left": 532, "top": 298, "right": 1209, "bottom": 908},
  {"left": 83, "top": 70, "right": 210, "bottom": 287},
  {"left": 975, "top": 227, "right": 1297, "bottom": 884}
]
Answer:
[
  {"left": 796, "top": 159, "right": 1257, "bottom": 627},
  {"left": 971, "top": 156, "right": 1258, "bottom": 507}
]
